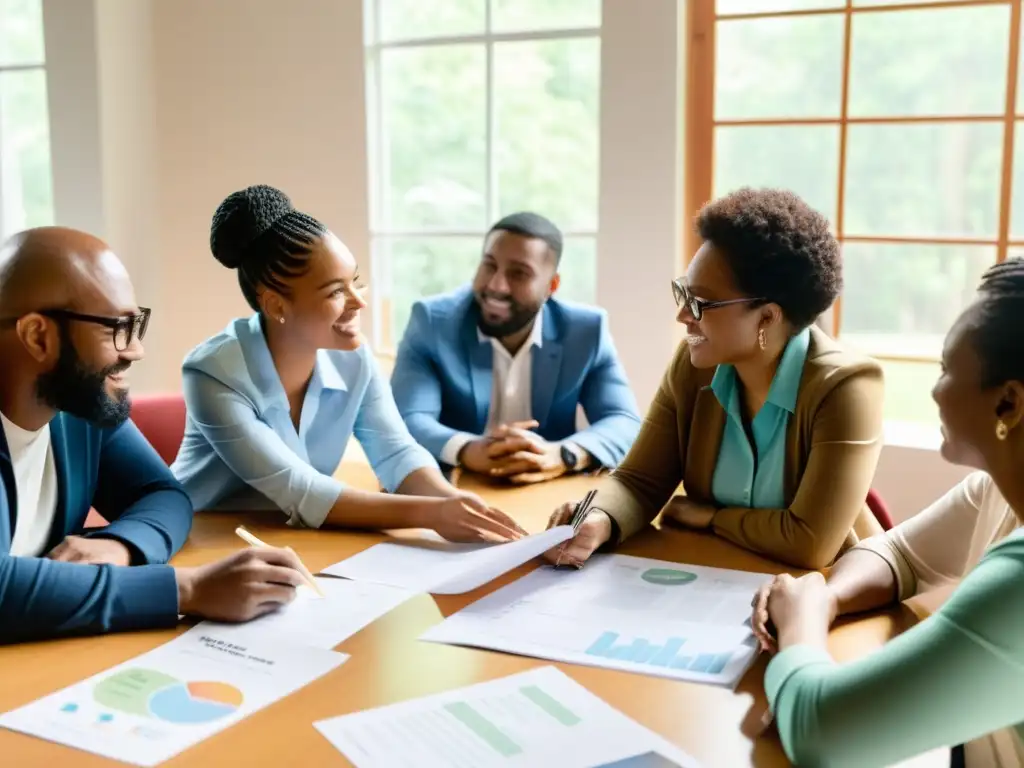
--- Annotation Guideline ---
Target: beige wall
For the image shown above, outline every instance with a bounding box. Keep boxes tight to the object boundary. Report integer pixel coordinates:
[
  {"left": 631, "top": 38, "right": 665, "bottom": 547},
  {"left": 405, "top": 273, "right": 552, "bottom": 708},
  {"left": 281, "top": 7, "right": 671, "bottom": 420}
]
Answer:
[
  {"left": 43, "top": 0, "right": 971, "bottom": 524},
  {"left": 151, "top": 0, "right": 371, "bottom": 389}
]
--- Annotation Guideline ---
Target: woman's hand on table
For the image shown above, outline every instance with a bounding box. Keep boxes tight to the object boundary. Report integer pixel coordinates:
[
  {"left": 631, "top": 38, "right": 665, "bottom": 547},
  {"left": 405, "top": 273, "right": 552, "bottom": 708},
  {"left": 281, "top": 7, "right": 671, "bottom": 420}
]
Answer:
[
  {"left": 428, "top": 493, "right": 528, "bottom": 543},
  {"left": 541, "top": 502, "right": 613, "bottom": 568},
  {"left": 751, "top": 572, "right": 839, "bottom": 652},
  {"left": 752, "top": 572, "right": 834, "bottom": 653}
]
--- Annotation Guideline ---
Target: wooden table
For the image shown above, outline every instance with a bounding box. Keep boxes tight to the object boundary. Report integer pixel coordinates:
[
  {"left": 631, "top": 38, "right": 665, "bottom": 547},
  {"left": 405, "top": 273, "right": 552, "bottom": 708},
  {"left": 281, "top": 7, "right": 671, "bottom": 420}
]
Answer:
[{"left": 0, "top": 473, "right": 926, "bottom": 767}]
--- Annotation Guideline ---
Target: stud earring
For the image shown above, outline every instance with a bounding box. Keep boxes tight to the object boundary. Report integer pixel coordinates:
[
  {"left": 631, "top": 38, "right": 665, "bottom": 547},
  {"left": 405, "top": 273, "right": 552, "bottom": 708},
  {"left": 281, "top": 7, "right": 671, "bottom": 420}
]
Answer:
[
  {"left": 279, "top": 317, "right": 285, "bottom": 325},
  {"left": 757, "top": 328, "right": 767, "bottom": 351},
  {"left": 996, "top": 420, "right": 1009, "bottom": 441}
]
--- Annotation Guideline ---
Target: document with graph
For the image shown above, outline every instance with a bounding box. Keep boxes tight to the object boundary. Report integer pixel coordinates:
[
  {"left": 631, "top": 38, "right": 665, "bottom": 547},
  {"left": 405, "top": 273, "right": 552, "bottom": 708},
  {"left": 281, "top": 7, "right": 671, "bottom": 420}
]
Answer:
[
  {"left": 315, "top": 665, "right": 700, "bottom": 767},
  {"left": 0, "top": 629, "right": 347, "bottom": 766},
  {"left": 421, "top": 554, "right": 772, "bottom": 688}
]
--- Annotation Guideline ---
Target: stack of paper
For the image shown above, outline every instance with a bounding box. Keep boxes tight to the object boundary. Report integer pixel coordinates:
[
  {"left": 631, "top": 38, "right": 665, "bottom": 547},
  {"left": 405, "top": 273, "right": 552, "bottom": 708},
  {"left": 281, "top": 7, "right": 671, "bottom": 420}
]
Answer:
[
  {"left": 186, "top": 576, "right": 415, "bottom": 649},
  {"left": 0, "top": 630, "right": 346, "bottom": 766},
  {"left": 315, "top": 666, "right": 700, "bottom": 767},
  {"left": 422, "top": 554, "right": 772, "bottom": 688},
  {"left": 322, "top": 524, "right": 574, "bottom": 594}
]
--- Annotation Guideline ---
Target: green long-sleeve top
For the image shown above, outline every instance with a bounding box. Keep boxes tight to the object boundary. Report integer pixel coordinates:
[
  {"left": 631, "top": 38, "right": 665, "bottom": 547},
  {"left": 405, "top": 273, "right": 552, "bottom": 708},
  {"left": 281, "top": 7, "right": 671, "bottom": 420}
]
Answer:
[{"left": 765, "top": 527, "right": 1024, "bottom": 767}]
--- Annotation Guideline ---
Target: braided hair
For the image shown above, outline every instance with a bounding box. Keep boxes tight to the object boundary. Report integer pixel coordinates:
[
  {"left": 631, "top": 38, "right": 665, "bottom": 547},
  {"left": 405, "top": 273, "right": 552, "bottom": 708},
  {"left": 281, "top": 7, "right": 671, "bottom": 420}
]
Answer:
[
  {"left": 210, "top": 185, "right": 327, "bottom": 312},
  {"left": 969, "top": 258, "right": 1024, "bottom": 388}
]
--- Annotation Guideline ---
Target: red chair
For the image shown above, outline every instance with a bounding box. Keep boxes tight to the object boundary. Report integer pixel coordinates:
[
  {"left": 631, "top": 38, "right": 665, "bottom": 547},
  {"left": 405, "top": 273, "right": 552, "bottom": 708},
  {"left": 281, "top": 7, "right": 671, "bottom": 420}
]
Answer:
[
  {"left": 85, "top": 393, "right": 187, "bottom": 528},
  {"left": 129, "top": 393, "right": 187, "bottom": 466},
  {"left": 866, "top": 488, "right": 894, "bottom": 531}
]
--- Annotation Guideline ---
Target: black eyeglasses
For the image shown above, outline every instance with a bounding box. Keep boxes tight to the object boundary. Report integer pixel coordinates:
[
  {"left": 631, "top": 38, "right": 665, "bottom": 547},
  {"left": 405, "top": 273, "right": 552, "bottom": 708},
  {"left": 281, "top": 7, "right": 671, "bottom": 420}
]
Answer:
[
  {"left": 672, "top": 278, "right": 764, "bottom": 321},
  {"left": 0, "top": 307, "right": 151, "bottom": 351}
]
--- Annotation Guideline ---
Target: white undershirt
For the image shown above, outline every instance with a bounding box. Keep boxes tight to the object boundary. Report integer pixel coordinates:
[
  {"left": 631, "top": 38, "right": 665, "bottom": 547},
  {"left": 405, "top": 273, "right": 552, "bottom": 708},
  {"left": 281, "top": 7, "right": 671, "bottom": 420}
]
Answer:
[
  {"left": 439, "top": 313, "right": 596, "bottom": 469},
  {"left": 2, "top": 411, "right": 58, "bottom": 557},
  {"left": 441, "top": 314, "right": 546, "bottom": 465}
]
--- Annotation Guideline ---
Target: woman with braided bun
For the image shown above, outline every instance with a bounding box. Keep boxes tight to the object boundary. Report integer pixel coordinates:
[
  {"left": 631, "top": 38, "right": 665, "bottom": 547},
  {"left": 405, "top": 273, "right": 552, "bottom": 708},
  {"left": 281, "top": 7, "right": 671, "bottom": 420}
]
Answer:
[{"left": 171, "top": 185, "right": 525, "bottom": 542}]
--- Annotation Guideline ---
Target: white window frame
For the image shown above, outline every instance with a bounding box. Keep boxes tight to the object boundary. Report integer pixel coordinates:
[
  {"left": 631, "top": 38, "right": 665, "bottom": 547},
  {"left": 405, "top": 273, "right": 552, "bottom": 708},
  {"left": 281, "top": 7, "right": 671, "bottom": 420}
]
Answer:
[
  {"left": 363, "top": 1, "right": 601, "bottom": 350},
  {"left": 0, "top": 53, "right": 49, "bottom": 239}
]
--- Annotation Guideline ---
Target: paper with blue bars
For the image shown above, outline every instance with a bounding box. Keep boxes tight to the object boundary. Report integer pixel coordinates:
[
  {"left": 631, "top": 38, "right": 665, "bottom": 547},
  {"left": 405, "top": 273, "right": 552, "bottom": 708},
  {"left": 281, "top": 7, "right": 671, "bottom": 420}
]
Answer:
[{"left": 421, "top": 554, "right": 773, "bottom": 688}]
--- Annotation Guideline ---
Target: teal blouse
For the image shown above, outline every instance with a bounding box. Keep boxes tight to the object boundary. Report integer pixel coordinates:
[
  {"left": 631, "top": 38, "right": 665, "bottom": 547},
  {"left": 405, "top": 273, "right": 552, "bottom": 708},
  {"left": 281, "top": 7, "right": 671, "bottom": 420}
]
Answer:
[
  {"left": 710, "top": 329, "right": 810, "bottom": 509},
  {"left": 766, "top": 528, "right": 1024, "bottom": 766}
]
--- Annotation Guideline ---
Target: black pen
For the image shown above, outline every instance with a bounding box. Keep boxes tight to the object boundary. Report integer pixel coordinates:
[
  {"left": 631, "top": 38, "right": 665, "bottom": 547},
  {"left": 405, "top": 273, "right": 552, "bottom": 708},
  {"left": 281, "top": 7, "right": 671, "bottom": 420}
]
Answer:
[{"left": 569, "top": 490, "right": 598, "bottom": 532}]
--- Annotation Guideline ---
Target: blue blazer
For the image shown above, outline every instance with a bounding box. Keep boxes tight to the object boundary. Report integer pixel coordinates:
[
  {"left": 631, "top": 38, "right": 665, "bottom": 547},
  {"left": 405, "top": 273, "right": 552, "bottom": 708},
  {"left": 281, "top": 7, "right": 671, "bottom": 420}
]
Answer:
[
  {"left": 391, "top": 287, "right": 641, "bottom": 468},
  {"left": 0, "top": 415, "right": 191, "bottom": 643}
]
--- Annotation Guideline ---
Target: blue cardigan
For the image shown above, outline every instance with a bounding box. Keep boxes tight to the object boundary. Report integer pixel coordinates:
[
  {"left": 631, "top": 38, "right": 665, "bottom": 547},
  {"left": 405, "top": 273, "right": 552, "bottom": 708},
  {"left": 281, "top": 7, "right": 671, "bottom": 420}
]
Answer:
[{"left": 0, "top": 414, "right": 192, "bottom": 643}]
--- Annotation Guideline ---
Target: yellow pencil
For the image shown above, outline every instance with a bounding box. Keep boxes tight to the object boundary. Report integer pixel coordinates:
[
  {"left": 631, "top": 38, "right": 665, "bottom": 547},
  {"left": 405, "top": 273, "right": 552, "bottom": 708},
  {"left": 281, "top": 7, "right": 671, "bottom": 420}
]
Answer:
[{"left": 234, "top": 526, "right": 325, "bottom": 598}]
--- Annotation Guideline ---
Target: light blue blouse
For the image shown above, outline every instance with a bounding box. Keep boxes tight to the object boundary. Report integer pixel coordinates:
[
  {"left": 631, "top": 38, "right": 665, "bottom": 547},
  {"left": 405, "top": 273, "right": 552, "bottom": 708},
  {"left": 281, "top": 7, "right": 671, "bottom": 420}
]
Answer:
[
  {"left": 171, "top": 314, "right": 436, "bottom": 528},
  {"left": 710, "top": 328, "right": 811, "bottom": 509}
]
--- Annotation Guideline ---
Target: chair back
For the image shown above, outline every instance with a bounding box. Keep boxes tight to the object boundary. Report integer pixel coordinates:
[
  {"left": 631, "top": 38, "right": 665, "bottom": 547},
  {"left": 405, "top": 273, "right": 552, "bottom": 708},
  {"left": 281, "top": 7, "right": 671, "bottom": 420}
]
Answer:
[
  {"left": 130, "top": 393, "right": 187, "bottom": 466},
  {"left": 866, "top": 488, "right": 894, "bottom": 531}
]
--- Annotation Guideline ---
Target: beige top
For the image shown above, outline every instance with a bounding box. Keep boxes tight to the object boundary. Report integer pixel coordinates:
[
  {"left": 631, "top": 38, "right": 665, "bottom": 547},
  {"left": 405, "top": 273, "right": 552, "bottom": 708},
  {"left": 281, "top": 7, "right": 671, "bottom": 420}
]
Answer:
[
  {"left": 855, "top": 472, "right": 1023, "bottom": 768},
  {"left": 855, "top": 472, "right": 1019, "bottom": 600}
]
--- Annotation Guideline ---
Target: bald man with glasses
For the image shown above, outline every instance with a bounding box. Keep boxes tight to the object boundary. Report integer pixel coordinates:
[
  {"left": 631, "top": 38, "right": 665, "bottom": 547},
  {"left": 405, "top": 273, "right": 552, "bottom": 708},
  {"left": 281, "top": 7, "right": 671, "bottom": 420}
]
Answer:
[{"left": 0, "top": 227, "right": 308, "bottom": 643}]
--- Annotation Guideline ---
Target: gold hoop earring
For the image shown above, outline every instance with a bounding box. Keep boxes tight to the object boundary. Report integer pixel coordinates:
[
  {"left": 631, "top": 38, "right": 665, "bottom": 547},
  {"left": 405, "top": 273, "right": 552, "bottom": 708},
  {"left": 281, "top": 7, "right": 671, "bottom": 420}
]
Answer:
[
  {"left": 757, "top": 328, "right": 767, "bottom": 351},
  {"left": 996, "top": 420, "right": 1009, "bottom": 441}
]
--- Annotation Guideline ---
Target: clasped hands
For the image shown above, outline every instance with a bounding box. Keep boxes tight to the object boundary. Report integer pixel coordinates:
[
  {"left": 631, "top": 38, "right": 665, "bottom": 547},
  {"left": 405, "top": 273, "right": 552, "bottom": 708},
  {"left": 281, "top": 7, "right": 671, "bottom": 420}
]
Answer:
[{"left": 460, "top": 420, "right": 570, "bottom": 484}]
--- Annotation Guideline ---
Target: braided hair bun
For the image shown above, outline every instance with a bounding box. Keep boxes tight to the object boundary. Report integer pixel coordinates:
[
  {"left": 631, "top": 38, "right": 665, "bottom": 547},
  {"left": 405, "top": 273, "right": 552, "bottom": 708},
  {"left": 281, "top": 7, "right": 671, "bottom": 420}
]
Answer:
[
  {"left": 210, "top": 185, "right": 295, "bottom": 270},
  {"left": 209, "top": 184, "right": 328, "bottom": 312}
]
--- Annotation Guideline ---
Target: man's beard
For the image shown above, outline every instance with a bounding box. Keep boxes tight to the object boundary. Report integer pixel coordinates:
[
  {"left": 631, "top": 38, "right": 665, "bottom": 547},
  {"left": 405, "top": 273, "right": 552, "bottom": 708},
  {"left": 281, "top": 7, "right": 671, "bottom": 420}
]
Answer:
[
  {"left": 35, "top": 325, "right": 132, "bottom": 428},
  {"left": 475, "top": 293, "right": 543, "bottom": 338}
]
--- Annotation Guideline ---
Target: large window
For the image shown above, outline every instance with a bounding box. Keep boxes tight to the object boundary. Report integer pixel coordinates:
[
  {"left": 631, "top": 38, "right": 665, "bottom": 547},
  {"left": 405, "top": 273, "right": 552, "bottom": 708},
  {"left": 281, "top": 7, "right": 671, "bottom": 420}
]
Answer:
[
  {"left": 364, "top": 0, "right": 601, "bottom": 349},
  {"left": 687, "top": 0, "right": 1022, "bottom": 426},
  {"left": 0, "top": 0, "right": 53, "bottom": 239}
]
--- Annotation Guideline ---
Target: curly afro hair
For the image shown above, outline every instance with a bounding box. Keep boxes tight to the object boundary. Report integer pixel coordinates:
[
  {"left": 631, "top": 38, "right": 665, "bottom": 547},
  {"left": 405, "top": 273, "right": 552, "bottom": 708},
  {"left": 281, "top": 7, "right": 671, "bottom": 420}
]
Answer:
[{"left": 695, "top": 187, "right": 841, "bottom": 330}]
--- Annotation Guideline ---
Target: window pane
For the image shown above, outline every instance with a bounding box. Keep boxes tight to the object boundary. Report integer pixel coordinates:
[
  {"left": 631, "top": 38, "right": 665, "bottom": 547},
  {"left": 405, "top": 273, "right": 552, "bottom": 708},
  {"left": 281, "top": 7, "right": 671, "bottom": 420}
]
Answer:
[
  {"left": 380, "top": 237, "right": 482, "bottom": 345},
  {"left": 715, "top": 16, "right": 843, "bottom": 120},
  {"left": 0, "top": 0, "right": 44, "bottom": 67},
  {"left": 494, "top": 38, "right": 599, "bottom": 231},
  {"left": 0, "top": 69, "right": 53, "bottom": 237},
  {"left": 714, "top": 125, "right": 839, "bottom": 224},
  {"left": 848, "top": 6, "right": 1009, "bottom": 118},
  {"left": 840, "top": 243, "right": 993, "bottom": 354},
  {"left": 380, "top": 45, "right": 486, "bottom": 231},
  {"left": 491, "top": 0, "right": 600, "bottom": 33},
  {"left": 1010, "top": 123, "right": 1024, "bottom": 239},
  {"left": 377, "top": 0, "right": 484, "bottom": 43},
  {"left": 844, "top": 122, "right": 1003, "bottom": 239},
  {"left": 878, "top": 359, "right": 941, "bottom": 426},
  {"left": 557, "top": 237, "right": 597, "bottom": 305},
  {"left": 854, "top": 0, "right": 971, "bottom": 6},
  {"left": 718, "top": 0, "right": 843, "bottom": 13}
]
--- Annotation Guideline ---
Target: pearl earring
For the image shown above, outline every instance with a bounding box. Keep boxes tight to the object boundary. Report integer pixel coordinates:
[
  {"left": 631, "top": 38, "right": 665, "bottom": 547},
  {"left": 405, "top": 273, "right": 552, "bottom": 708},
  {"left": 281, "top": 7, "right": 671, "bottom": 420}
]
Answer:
[{"left": 279, "top": 317, "right": 285, "bottom": 324}]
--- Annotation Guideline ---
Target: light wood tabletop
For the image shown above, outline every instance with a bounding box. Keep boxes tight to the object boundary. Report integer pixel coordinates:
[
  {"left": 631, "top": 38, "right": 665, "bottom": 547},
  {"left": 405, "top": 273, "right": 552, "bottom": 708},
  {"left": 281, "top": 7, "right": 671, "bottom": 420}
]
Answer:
[{"left": 0, "top": 470, "right": 927, "bottom": 767}]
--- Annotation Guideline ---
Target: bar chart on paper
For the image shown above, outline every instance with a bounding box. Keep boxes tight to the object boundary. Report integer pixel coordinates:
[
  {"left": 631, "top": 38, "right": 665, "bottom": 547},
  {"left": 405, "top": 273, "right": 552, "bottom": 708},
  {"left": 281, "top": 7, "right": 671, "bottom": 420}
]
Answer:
[
  {"left": 585, "top": 632, "right": 735, "bottom": 676},
  {"left": 422, "top": 554, "right": 771, "bottom": 687}
]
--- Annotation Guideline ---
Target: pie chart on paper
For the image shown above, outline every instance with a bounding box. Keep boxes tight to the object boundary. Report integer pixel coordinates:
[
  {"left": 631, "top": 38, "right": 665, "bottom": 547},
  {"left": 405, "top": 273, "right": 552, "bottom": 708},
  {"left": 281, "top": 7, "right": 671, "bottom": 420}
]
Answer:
[
  {"left": 93, "top": 669, "right": 244, "bottom": 725},
  {"left": 148, "top": 681, "right": 244, "bottom": 724}
]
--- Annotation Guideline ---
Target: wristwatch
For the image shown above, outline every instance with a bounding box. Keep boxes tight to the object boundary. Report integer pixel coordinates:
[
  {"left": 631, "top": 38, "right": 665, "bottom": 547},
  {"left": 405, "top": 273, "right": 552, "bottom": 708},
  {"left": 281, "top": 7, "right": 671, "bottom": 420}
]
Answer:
[{"left": 560, "top": 443, "right": 583, "bottom": 472}]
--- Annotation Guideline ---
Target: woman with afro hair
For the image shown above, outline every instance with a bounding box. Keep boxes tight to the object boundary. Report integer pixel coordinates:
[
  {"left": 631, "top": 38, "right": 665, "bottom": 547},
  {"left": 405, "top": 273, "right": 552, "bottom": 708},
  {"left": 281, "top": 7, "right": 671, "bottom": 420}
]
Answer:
[{"left": 547, "top": 187, "right": 884, "bottom": 570}]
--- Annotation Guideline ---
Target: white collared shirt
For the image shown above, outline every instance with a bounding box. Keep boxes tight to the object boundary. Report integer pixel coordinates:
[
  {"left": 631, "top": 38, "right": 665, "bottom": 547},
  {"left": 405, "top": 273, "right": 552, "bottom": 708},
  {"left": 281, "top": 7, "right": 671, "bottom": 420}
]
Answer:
[
  {"left": 440, "top": 314, "right": 546, "bottom": 466},
  {"left": 2, "top": 411, "right": 58, "bottom": 557}
]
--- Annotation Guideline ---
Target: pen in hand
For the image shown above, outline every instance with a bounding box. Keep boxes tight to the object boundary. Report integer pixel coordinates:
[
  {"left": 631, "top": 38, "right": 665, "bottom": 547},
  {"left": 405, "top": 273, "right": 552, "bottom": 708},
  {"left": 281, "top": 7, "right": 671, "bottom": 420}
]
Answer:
[{"left": 234, "top": 526, "right": 325, "bottom": 598}]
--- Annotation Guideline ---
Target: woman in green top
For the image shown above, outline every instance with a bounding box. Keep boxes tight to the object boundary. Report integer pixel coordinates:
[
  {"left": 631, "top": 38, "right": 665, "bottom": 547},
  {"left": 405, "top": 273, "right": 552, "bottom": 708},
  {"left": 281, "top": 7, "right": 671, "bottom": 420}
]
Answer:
[{"left": 755, "top": 258, "right": 1024, "bottom": 767}]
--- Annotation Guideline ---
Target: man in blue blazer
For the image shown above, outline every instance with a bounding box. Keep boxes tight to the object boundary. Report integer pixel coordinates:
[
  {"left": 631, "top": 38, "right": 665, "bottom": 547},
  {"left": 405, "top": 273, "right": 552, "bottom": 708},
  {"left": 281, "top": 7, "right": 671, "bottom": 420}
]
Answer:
[
  {"left": 391, "top": 212, "right": 641, "bottom": 484},
  {"left": 0, "top": 227, "right": 308, "bottom": 643}
]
